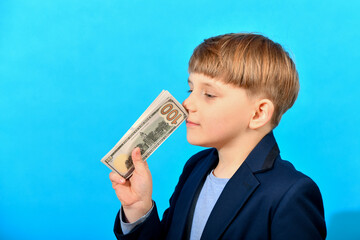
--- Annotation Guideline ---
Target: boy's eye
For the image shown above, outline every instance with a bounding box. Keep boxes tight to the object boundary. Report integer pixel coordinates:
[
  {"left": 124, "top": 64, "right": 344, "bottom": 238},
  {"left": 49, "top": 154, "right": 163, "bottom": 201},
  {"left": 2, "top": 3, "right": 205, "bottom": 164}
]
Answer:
[
  {"left": 187, "top": 90, "right": 193, "bottom": 94},
  {"left": 204, "top": 92, "right": 216, "bottom": 98}
]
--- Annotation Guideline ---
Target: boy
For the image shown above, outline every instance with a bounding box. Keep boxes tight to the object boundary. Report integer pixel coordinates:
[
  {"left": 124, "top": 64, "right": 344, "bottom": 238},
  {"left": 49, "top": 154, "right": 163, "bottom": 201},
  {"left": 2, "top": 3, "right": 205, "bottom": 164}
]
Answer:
[{"left": 109, "top": 33, "right": 327, "bottom": 239}]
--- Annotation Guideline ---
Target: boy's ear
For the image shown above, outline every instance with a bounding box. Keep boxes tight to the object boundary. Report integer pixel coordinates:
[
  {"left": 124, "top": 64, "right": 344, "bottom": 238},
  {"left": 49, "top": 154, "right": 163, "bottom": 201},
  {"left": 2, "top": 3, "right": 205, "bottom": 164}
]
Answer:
[{"left": 249, "top": 99, "right": 274, "bottom": 130}]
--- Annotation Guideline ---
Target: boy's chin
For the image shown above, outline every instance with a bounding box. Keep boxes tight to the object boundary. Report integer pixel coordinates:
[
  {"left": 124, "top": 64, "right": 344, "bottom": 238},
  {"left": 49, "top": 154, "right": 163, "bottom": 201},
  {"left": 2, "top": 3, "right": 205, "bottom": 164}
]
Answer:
[{"left": 186, "top": 136, "right": 215, "bottom": 148}]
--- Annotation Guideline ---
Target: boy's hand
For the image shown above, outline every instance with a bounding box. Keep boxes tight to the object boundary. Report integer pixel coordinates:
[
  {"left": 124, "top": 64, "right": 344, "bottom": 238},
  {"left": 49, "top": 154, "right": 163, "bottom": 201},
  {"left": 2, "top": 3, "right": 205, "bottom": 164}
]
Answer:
[{"left": 109, "top": 147, "right": 153, "bottom": 223}]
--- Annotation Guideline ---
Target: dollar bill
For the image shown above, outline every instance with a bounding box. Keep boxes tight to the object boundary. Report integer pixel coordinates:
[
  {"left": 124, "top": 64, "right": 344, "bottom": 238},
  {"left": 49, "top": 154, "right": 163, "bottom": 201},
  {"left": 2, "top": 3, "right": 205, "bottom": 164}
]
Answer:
[{"left": 101, "top": 90, "right": 188, "bottom": 179}]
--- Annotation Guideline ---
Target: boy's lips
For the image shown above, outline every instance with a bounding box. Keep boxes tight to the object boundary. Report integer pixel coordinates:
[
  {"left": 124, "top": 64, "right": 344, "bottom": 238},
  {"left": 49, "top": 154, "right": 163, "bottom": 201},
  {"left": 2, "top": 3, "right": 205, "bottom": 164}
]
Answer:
[{"left": 186, "top": 120, "right": 200, "bottom": 127}]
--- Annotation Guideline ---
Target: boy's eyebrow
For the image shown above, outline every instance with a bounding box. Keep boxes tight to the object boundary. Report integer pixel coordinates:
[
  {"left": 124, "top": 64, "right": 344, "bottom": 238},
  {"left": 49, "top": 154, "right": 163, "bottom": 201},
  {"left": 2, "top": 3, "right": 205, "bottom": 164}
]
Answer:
[
  {"left": 187, "top": 78, "right": 216, "bottom": 88},
  {"left": 202, "top": 82, "right": 216, "bottom": 88}
]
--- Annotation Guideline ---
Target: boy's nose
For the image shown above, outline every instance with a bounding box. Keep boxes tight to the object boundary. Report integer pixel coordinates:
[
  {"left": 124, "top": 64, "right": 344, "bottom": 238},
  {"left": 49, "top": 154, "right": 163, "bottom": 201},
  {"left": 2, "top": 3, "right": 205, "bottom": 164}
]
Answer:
[{"left": 182, "top": 95, "right": 196, "bottom": 113}]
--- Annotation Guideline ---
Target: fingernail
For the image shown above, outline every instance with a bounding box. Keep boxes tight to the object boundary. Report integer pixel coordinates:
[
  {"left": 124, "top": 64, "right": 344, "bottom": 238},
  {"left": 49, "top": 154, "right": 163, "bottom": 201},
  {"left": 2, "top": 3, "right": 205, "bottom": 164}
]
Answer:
[{"left": 136, "top": 147, "right": 140, "bottom": 156}]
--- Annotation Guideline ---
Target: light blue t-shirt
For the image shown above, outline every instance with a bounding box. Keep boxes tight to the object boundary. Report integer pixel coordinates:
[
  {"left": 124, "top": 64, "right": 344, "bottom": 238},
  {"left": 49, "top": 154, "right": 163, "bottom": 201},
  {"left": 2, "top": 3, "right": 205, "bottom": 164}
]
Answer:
[{"left": 190, "top": 171, "right": 229, "bottom": 240}]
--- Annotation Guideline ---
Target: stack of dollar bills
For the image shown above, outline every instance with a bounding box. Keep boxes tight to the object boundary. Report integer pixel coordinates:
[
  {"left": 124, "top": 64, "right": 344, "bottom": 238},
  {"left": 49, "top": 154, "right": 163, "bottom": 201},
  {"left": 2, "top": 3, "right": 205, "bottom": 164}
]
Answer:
[{"left": 101, "top": 90, "right": 188, "bottom": 179}]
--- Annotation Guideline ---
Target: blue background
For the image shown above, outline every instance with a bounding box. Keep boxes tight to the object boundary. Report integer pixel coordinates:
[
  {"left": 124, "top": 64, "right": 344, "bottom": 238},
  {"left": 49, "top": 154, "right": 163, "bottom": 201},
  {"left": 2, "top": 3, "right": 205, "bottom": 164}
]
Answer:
[{"left": 1, "top": 0, "right": 359, "bottom": 239}]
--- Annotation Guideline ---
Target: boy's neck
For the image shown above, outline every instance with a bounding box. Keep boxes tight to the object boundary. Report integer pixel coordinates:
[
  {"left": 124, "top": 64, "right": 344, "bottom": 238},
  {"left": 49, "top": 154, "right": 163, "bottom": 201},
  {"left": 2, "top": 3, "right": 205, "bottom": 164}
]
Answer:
[{"left": 213, "top": 130, "right": 270, "bottom": 179}]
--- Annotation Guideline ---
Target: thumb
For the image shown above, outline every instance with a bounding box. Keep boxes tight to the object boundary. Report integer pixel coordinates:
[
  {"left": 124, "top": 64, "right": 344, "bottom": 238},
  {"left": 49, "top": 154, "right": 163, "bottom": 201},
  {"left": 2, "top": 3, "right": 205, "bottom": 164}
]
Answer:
[{"left": 131, "top": 147, "right": 147, "bottom": 171}]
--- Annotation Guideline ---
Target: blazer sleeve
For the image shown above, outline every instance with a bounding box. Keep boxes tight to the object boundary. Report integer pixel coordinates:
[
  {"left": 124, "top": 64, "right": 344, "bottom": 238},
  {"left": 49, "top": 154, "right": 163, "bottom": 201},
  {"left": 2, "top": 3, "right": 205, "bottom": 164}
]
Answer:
[
  {"left": 114, "top": 202, "right": 163, "bottom": 240},
  {"left": 271, "top": 177, "right": 327, "bottom": 240}
]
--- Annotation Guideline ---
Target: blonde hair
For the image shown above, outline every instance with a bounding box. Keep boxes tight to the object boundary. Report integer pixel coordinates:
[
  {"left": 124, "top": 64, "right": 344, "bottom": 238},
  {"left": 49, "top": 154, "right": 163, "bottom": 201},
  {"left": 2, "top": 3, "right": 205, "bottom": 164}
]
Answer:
[{"left": 188, "top": 33, "right": 299, "bottom": 128}]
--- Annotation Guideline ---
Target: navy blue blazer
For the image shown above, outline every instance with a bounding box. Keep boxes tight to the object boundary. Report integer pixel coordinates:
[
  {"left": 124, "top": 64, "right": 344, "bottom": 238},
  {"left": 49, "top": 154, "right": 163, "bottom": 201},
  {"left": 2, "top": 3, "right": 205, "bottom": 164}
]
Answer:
[{"left": 114, "top": 132, "right": 326, "bottom": 239}]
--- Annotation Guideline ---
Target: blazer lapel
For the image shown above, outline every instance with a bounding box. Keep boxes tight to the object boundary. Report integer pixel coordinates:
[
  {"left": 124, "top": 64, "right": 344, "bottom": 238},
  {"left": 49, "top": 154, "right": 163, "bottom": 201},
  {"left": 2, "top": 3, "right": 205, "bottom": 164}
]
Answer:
[
  {"left": 167, "top": 132, "right": 279, "bottom": 240},
  {"left": 200, "top": 163, "right": 259, "bottom": 240},
  {"left": 200, "top": 131, "right": 279, "bottom": 240},
  {"left": 167, "top": 150, "right": 218, "bottom": 240}
]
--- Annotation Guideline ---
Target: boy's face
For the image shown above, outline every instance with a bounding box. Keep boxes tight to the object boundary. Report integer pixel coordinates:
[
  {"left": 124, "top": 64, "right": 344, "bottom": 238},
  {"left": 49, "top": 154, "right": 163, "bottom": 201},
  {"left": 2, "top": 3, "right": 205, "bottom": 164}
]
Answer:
[{"left": 183, "top": 72, "right": 257, "bottom": 149}]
